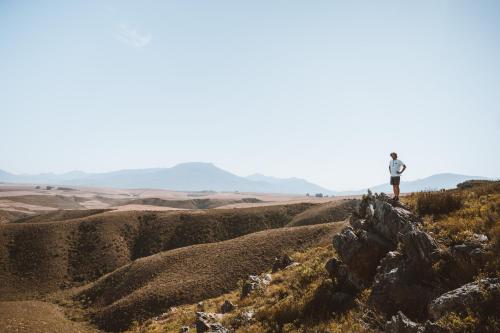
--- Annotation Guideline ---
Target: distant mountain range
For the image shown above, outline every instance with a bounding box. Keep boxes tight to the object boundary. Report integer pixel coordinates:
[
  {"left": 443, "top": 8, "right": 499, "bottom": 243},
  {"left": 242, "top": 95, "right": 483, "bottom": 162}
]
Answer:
[
  {"left": 0, "top": 163, "right": 329, "bottom": 194},
  {"left": 0, "top": 162, "right": 492, "bottom": 195}
]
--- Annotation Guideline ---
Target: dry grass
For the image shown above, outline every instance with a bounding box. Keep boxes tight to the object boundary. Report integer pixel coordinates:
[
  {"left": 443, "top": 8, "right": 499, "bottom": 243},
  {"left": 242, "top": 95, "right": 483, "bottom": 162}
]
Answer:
[
  {"left": 78, "top": 223, "right": 344, "bottom": 331},
  {"left": 1, "top": 195, "right": 86, "bottom": 209},
  {"left": 405, "top": 180, "right": 500, "bottom": 280},
  {"left": 126, "top": 243, "right": 376, "bottom": 333},
  {"left": 411, "top": 190, "right": 463, "bottom": 216},
  {"left": 286, "top": 199, "right": 359, "bottom": 227},
  {"left": 404, "top": 181, "right": 500, "bottom": 246},
  {"left": 0, "top": 300, "right": 100, "bottom": 333},
  {"left": 0, "top": 203, "right": 314, "bottom": 299}
]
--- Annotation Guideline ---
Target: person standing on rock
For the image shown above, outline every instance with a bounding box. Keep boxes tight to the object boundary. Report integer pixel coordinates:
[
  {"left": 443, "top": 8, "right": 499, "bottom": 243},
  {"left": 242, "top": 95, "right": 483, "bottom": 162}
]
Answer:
[{"left": 389, "top": 152, "right": 406, "bottom": 201}]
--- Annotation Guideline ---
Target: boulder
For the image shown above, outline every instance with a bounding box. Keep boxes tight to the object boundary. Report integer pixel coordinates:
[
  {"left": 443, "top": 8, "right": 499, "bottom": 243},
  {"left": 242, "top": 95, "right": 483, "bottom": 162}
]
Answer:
[
  {"left": 241, "top": 274, "right": 272, "bottom": 298},
  {"left": 195, "top": 312, "right": 226, "bottom": 333},
  {"left": 428, "top": 278, "right": 500, "bottom": 320},
  {"left": 385, "top": 311, "right": 424, "bottom": 333},
  {"left": 447, "top": 243, "right": 489, "bottom": 283},
  {"left": 220, "top": 300, "right": 236, "bottom": 313},
  {"left": 207, "top": 323, "right": 228, "bottom": 333}
]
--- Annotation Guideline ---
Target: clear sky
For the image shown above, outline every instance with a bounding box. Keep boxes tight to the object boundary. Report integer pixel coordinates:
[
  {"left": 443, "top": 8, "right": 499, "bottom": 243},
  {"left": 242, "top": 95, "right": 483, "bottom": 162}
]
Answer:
[{"left": 1, "top": 1, "right": 499, "bottom": 190}]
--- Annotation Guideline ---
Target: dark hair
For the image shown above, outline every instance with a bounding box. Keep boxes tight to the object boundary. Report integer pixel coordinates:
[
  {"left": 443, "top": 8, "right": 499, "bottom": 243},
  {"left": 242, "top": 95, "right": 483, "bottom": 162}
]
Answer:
[{"left": 390, "top": 152, "right": 397, "bottom": 158}]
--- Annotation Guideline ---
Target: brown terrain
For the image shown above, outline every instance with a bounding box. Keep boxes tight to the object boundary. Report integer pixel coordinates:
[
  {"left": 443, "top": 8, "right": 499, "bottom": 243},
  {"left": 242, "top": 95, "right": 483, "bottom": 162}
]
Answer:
[{"left": 0, "top": 184, "right": 356, "bottom": 332}]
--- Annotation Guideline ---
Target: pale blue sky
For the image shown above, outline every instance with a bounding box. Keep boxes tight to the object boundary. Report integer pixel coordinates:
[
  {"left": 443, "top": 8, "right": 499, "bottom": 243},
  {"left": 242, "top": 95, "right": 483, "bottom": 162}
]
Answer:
[{"left": 1, "top": 1, "right": 499, "bottom": 190}]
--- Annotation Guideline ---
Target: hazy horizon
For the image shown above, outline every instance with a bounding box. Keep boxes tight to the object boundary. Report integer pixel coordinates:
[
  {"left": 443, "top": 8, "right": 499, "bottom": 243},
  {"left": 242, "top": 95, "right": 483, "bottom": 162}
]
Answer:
[
  {"left": 2, "top": 1, "right": 500, "bottom": 190},
  {"left": 0, "top": 161, "right": 493, "bottom": 192}
]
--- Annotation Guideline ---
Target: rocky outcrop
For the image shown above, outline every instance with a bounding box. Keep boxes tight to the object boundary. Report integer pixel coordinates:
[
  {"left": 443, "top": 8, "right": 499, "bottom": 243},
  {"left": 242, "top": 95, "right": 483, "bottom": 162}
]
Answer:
[
  {"left": 325, "top": 191, "right": 496, "bottom": 328},
  {"left": 241, "top": 274, "right": 272, "bottom": 298},
  {"left": 332, "top": 226, "right": 391, "bottom": 288},
  {"left": 428, "top": 278, "right": 500, "bottom": 321}
]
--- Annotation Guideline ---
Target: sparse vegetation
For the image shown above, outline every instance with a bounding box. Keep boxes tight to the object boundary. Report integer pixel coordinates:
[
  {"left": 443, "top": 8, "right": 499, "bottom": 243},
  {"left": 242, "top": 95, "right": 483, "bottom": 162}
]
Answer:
[
  {"left": 404, "top": 181, "right": 500, "bottom": 246},
  {"left": 1, "top": 182, "right": 498, "bottom": 332},
  {"left": 126, "top": 245, "right": 375, "bottom": 333}
]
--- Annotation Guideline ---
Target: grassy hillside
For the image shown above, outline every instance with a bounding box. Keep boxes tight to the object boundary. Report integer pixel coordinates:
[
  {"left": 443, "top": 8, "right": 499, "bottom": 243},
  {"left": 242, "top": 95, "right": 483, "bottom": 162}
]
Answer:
[
  {"left": 0, "top": 210, "right": 28, "bottom": 223},
  {"left": 0, "top": 300, "right": 100, "bottom": 333},
  {"left": 119, "top": 197, "right": 263, "bottom": 209},
  {"left": 13, "top": 209, "right": 112, "bottom": 224},
  {"left": 126, "top": 242, "right": 370, "bottom": 333},
  {"left": 128, "top": 181, "right": 500, "bottom": 333},
  {"left": 404, "top": 180, "right": 500, "bottom": 277},
  {"left": 286, "top": 199, "right": 359, "bottom": 227},
  {"left": 0, "top": 203, "right": 313, "bottom": 299},
  {"left": 78, "top": 223, "right": 345, "bottom": 331}
]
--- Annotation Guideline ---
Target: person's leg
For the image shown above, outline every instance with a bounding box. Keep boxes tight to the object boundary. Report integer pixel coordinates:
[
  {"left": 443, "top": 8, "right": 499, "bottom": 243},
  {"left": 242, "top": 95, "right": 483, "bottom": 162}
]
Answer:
[
  {"left": 395, "top": 185, "right": 400, "bottom": 199},
  {"left": 392, "top": 184, "right": 397, "bottom": 198}
]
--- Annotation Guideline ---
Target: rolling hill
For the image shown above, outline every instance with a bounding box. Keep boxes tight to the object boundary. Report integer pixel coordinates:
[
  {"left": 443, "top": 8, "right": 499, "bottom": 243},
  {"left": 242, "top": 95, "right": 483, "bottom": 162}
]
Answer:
[
  {"left": 0, "top": 203, "right": 316, "bottom": 299},
  {"left": 0, "top": 198, "right": 354, "bottom": 332}
]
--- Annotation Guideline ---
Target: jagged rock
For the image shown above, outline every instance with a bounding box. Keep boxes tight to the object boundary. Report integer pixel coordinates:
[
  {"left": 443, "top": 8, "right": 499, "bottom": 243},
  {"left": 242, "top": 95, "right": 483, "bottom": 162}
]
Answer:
[
  {"left": 371, "top": 198, "right": 418, "bottom": 244},
  {"left": 325, "top": 257, "right": 361, "bottom": 293},
  {"left": 327, "top": 191, "right": 497, "bottom": 325},
  {"left": 400, "top": 230, "right": 439, "bottom": 265},
  {"left": 207, "top": 323, "right": 228, "bottom": 333},
  {"left": 179, "top": 326, "right": 190, "bottom": 333},
  {"left": 195, "top": 312, "right": 224, "bottom": 333},
  {"left": 241, "top": 274, "right": 272, "bottom": 298},
  {"left": 332, "top": 226, "right": 391, "bottom": 288},
  {"left": 370, "top": 240, "right": 440, "bottom": 320},
  {"left": 195, "top": 312, "right": 212, "bottom": 332},
  {"left": 428, "top": 278, "right": 500, "bottom": 320},
  {"left": 272, "top": 254, "right": 295, "bottom": 272},
  {"left": 385, "top": 311, "right": 424, "bottom": 333},
  {"left": 448, "top": 243, "right": 489, "bottom": 283},
  {"left": 220, "top": 300, "right": 236, "bottom": 313}
]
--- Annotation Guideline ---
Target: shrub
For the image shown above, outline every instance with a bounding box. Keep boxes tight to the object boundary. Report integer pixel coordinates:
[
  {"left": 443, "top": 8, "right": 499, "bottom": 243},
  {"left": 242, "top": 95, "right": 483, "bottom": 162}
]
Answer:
[{"left": 414, "top": 191, "right": 463, "bottom": 216}]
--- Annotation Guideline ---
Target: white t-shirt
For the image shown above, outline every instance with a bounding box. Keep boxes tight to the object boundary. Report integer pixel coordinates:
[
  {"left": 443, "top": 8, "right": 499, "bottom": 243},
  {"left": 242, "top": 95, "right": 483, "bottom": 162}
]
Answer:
[{"left": 389, "top": 159, "right": 405, "bottom": 177}]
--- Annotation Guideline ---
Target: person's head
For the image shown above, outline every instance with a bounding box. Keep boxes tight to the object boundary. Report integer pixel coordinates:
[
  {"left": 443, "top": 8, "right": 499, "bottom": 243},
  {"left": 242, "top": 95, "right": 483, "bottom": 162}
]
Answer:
[{"left": 390, "top": 152, "right": 398, "bottom": 160}]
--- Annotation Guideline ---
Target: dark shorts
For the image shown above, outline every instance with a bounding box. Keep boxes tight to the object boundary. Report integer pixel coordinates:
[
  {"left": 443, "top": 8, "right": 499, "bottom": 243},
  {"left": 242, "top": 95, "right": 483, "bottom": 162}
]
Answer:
[{"left": 390, "top": 176, "right": 400, "bottom": 185}]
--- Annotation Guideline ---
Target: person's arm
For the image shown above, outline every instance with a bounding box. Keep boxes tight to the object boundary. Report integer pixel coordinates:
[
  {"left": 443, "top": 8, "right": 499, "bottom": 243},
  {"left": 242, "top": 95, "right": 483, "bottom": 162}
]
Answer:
[{"left": 399, "top": 163, "right": 406, "bottom": 174}]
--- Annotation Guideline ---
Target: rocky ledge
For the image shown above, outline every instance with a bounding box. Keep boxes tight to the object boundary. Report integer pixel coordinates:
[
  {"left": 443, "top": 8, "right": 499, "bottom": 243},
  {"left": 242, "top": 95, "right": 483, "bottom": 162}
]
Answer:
[{"left": 325, "top": 191, "right": 498, "bottom": 332}]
